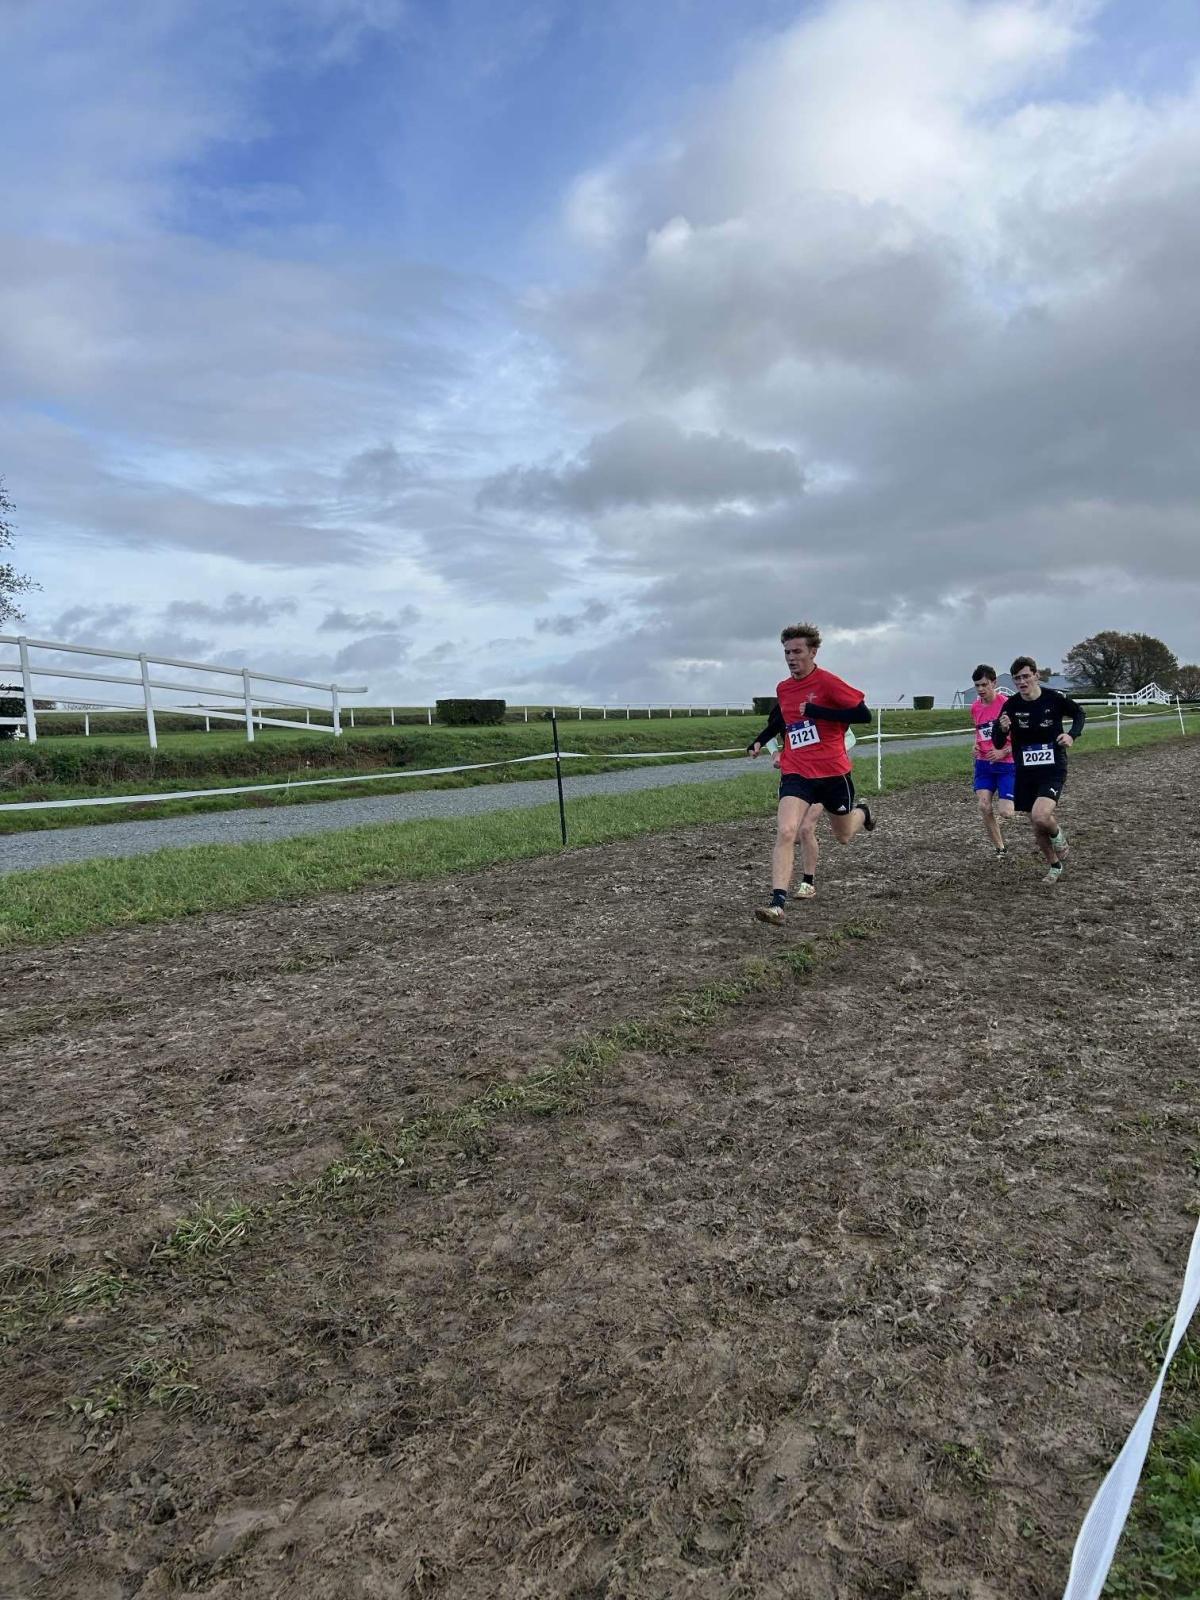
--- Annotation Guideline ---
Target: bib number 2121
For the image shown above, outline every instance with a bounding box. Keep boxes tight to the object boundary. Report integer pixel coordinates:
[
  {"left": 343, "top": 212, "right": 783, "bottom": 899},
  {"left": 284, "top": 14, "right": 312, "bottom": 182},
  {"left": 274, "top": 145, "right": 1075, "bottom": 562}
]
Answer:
[{"left": 787, "top": 721, "right": 821, "bottom": 750}]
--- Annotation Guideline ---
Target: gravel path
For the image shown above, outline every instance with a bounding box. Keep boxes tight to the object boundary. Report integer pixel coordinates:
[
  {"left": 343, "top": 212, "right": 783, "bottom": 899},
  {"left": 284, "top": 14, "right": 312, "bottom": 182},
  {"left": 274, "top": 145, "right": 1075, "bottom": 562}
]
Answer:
[{"left": 0, "top": 736, "right": 971, "bottom": 876}]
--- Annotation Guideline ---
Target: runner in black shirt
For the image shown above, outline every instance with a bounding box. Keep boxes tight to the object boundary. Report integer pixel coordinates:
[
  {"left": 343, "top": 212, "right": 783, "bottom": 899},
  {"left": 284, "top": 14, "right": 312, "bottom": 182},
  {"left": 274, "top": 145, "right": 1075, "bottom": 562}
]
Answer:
[{"left": 991, "top": 655, "right": 1085, "bottom": 884}]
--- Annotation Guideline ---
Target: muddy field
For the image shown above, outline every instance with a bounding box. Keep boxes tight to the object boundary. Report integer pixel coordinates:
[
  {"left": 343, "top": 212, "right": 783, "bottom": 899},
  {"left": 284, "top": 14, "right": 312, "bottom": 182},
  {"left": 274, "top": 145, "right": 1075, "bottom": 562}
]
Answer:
[{"left": 3, "top": 742, "right": 1199, "bottom": 1599}]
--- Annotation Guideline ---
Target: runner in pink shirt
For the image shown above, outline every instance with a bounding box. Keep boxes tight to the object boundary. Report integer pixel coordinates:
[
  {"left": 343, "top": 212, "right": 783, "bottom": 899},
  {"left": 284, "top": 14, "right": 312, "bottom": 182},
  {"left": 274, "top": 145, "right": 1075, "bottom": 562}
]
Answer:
[{"left": 970, "top": 664, "right": 1014, "bottom": 857}]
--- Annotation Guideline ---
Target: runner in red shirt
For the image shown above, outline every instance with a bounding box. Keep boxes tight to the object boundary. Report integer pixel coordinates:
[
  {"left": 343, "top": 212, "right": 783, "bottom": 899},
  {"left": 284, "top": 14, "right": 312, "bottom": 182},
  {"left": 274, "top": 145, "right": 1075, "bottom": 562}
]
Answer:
[{"left": 746, "top": 622, "right": 876, "bottom": 924}]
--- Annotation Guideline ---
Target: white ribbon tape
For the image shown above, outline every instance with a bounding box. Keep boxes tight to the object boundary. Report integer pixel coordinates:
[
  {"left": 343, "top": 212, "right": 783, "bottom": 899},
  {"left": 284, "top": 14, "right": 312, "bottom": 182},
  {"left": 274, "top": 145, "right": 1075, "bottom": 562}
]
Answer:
[
  {"left": 0, "top": 747, "right": 747, "bottom": 812},
  {"left": 1062, "top": 1212, "right": 1200, "bottom": 1600}
]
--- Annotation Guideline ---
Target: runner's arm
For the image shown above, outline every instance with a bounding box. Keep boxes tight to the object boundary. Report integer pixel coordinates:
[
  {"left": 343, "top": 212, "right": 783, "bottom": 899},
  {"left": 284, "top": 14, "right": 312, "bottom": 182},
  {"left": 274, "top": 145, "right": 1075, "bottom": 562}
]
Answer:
[
  {"left": 991, "top": 699, "right": 1012, "bottom": 749},
  {"left": 805, "top": 699, "right": 871, "bottom": 724},
  {"left": 1063, "top": 695, "right": 1086, "bottom": 740},
  {"left": 748, "top": 703, "right": 784, "bottom": 753}
]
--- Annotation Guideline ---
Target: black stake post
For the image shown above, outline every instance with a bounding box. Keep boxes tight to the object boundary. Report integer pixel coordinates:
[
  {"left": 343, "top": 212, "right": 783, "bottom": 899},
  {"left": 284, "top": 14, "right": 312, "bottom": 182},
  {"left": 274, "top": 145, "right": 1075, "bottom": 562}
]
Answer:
[{"left": 550, "top": 710, "right": 568, "bottom": 846}]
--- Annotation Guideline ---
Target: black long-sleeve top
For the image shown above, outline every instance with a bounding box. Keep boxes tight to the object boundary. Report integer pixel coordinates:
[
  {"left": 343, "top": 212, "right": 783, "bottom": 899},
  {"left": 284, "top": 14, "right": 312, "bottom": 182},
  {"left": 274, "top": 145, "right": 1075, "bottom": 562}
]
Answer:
[
  {"left": 749, "top": 698, "right": 871, "bottom": 752},
  {"left": 991, "top": 687, "right": 1085, "bottom": 766}
]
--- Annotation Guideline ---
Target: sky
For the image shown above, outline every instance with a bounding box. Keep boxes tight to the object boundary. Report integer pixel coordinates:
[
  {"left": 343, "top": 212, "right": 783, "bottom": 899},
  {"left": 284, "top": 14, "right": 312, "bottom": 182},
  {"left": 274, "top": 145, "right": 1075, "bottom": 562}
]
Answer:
[{"left": 2, "top": 0, "right": 1199, "bottom": 710}]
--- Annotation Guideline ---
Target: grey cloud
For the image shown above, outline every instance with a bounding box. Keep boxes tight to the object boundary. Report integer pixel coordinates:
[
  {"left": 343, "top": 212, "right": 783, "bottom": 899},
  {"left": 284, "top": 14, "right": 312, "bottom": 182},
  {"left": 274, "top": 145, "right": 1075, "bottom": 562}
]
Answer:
[
  {"left": 534, "top": 599, "right": 616, "bottom": 635},
  {"left": 7, "top": 425, "right": 380, "bottom": 567},
  {"left": 331, "top": 632, "right": 410, "bottom": 672},
  {"left": 340, "top": 446, "right": 420, "bottom": 501},
  {"left": 164, "top": 592, "right": 299, "bottom": 626},
  {"left": 318, "top": 604, "right": 420, "bottom": 632},
  {"left": 47, "top": 603, "right": 137, "bottom": 640},
  {"left": 480, "top": 417, "right": 805, "bottom": 514}
]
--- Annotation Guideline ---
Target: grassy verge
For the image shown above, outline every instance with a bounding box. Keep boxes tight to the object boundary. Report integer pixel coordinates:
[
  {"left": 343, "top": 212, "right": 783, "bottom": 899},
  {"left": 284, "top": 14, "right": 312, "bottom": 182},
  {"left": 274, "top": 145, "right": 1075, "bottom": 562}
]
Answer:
[
  {"left": 1107, "top": 1415, "right": 1200, "bottom": 1597},
  {"left": 2, "top": 708, "right": 1192, "bottom": 836},
  {"left": 0, "top": 716, "right": 763, "bottom": 832},
  {"left": 0, "top": 718, "right": 1194, "bottom": 949}
]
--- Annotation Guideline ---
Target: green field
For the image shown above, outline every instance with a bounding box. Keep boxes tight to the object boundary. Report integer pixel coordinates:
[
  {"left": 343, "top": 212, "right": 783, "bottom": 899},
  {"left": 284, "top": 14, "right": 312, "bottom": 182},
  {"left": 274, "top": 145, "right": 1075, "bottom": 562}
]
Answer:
[
  {"left": 1, "top": 712, "right": 1194, "bottom": 948},
  {"left": 2, "top": 704, "right": 1189, "bottom": 835}
]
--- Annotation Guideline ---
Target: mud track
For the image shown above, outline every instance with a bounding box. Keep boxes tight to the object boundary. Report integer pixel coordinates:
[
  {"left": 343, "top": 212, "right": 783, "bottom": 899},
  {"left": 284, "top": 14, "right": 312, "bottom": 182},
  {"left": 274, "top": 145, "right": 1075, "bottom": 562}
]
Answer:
[{"left": 3, "top": 742, "right": 1199, "bottom": 1598}]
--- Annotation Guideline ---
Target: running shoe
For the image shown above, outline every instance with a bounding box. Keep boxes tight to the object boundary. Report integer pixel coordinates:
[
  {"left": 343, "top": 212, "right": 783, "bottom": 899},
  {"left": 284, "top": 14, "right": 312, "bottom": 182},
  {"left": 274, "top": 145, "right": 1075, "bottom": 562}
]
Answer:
[
  {"left": 994, "top": 845, "right": 1007, "bottom": 859},
  {"left": 1042, "top": 862, "right": 1064, "bottom": 885},
  {"left": 792, "top": 882, "right": 817, "bottom": 899},
  {"left": 754, "top": 904, "right": 785, "bottom": 926},
  {"left": 857, "top": 801, "right": 876, "bottom": 832}
]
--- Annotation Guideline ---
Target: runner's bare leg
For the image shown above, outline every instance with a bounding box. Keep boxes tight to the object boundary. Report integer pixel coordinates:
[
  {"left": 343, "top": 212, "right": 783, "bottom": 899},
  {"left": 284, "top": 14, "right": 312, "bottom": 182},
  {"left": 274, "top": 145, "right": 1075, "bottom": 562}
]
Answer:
[
  {"left": 1030, "top": 796, "right": 1060, "bottom": 864},
  {"left": 827, "top": 808, "right": 866, "bottom": 844},
  {"left": 772, "top": 796, "right": 815, "bottom": 891},
  {"left": 977, "top": 789, "right": 1002, "bottom": 849},
  {"left": 798, "top": 805, "right": 821, "bottom": 880}
]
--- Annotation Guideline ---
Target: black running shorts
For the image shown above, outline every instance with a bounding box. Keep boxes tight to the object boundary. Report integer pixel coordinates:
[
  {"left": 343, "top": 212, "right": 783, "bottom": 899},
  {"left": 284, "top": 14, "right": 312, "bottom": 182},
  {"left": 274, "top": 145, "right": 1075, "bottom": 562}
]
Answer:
[
  {"left": 779, "top": 771, "right": 857, "bottom": 814},
  {"left": 1013, "top": 765, "right": 1066, "bottom": 813}
]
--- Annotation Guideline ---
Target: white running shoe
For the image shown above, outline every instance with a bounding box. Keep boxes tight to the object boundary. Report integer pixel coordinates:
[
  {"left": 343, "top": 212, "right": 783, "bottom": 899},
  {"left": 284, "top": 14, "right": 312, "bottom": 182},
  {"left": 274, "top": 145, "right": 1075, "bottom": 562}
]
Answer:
[{"left": 755, "top": 903, "right": 785, "bottom": 925}]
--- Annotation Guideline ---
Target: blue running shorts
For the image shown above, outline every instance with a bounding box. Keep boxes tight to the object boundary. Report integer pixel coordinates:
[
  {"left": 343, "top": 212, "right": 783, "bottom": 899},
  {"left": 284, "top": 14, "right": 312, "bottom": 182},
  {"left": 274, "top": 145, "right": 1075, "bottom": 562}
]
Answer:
[{"left": 973, "top": 758, "right": 1015, "bottom": 801}]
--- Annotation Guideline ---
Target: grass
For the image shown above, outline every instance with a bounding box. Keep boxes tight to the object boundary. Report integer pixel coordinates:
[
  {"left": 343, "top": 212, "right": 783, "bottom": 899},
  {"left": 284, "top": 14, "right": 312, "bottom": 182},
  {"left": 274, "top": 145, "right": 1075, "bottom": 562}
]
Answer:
[
  {"left": 0, "top": 716, "right": 763, "bottom": 831},
  {"left": 1, "top": 717, "right": 1195, "bottom": 949},
  {"left": 1107, "top": 1417, "right": 1200, "bottom": 1597},
  {"left": 3, "top": 934, "right": 848, "bottom": 1339},
  {"left": 66, "top": 1353, "right": 200, "bottom": 1426},
  {"left": 1, "top": 705, "right": 1191, "bottom": 835}
]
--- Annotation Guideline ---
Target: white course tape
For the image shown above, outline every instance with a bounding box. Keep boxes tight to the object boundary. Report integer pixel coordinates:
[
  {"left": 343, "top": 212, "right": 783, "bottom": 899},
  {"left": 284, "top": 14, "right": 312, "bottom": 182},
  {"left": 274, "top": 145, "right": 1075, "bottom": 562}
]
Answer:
[
  {"left": 0, "top": 747, "right": 746, "bottom": 813},
  {"left": 1062, "top": 1212, "right": 1200, "bottom": 1600}
]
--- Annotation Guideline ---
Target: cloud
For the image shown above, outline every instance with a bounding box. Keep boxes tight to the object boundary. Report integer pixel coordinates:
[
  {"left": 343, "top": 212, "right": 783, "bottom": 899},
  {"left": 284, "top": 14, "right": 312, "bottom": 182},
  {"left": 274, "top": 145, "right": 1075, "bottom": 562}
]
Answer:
[
  {"left": 318, "top": 604, "right": 420, "bottom": 632},
  {"left": 534, "top": 599, "right": 616, "bottom": 635},
  {"left": 331, "top": 631, "right": 410, "bottom": 673},
  {"left": 47, "top": 602, "right": 138, "bottom": 641},
  {"left": 506, "top": 0, "right": 1200, "bottom": 698},
  {"left": 164, "top": 592, "right": 299, "bottom": 626},
  {"left": 480, "top": 417, "right": 805, "bottom": 513}
]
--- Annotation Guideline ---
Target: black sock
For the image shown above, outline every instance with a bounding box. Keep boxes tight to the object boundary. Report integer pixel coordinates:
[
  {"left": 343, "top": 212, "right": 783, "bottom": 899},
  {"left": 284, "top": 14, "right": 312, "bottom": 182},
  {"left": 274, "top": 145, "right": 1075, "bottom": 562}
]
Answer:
[
  {"left": 802, "top": 874, "right": 814, "bottom": 886},
  {"left": 771, "top": 888, "right": 787, "bottom": 908}
]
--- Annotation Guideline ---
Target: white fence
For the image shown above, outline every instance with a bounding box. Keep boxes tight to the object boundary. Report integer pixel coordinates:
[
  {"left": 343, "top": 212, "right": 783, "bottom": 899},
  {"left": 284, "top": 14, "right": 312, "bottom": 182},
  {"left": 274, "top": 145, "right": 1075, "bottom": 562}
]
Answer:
[
  {"left": 1107, "top": 682, "right": 1174, "bottom": 706},
  {"left": 0, "top": 634, "right": 367, "bottom": 748}
]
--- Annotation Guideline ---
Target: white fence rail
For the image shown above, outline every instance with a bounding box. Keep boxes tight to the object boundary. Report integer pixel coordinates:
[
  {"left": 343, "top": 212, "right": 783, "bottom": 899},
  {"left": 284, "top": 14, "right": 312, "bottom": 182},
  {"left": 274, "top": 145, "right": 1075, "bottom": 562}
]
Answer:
[
  {"left": 1107, "top": 682, "right": 1174, "bottom": 706},
  {"left": 0, "top": 634, "right": 367, "bottom": 748}
]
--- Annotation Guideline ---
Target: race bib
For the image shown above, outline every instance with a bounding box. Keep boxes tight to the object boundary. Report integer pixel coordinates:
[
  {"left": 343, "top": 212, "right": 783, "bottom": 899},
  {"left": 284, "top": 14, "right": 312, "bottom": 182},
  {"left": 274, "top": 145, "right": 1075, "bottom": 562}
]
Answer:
[
  {"left": 786, "top": 720, "right": 821, "bottom": 750},
  {"left": 978, "top": 720, "right": 993, "bottom": 740},
  {"left": 1022, "top": 743, "right": 1054, "bottom": 767}
]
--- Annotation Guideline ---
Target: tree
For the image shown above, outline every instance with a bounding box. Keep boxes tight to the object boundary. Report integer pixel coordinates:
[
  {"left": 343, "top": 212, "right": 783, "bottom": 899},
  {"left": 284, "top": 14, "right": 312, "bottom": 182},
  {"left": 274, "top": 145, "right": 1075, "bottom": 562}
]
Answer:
[
  {"left": 1062, "top": 631, "right": 1133, "bottom": 693},
  {"left": 0, "top": 476, "right": 37, "bottom": 629},
  {"left": 1176, "top": 664, "right": 1200, "bottom": 700},
  {"left": 1122, "top": 632, "right": 1178, "bottom": 691},
  {"left": 1063, "top": 630, "right": 1178, "bottom": 693}
]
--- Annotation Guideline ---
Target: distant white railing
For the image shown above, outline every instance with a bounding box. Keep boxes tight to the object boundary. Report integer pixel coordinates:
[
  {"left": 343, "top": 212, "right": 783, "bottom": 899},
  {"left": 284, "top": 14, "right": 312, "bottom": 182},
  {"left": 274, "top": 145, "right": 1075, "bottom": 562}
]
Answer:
[
  {"left": 0, "top": 634, "right": 367, "bottom": 748},
  {"left": 1107, "top": 682, "right": 1173, "bottom": 706}
]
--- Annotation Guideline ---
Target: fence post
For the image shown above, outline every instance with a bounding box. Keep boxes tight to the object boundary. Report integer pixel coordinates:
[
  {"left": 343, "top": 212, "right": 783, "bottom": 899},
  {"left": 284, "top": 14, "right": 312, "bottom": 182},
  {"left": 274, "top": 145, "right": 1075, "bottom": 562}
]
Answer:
[
  {"left": 138, "top": 653, "right": 159, "bottom": 749},
  {"left": 84, "top": 712, "right": 90, "bottom": 737},
  {"left": 349, "top": 706, "right": 355, "bottom": 728},
  {"left": 17, "top": 637, "right": 37, "bottom": 743},
  {"left": 578, "top": 705, "right": 582, "bottom": 720},
  {"left": 332, "top": 686, "right": 342, "bottom": 737},
  {"left": 427, "top": 706, "right": 432, "bottom": 726},
  {"left": 523, "top": 706, "right": 529, "bottom": 722},
  {"left": 876, "top": 706, "right": 883, "bottom": 792},
  {"left": 602, "top": 707, "right": 607, "bottom": 719},
  {"left": 389, "top": 706, "right": 394, "bottom": 725},
  {"left": 626, "top": 706, "right": 630, "bottom": 719},
  {"left": 550, "top": 711, "right": 568, "bottom": 847},
  {"left": 1116, "top": 702, "right": 1121, "bottom": 747},
  {"left": 243, "top": 669, "right": 256, "bottom": 742},
  {"left": 205, "top": 714, "right": 210, "bottom": 733},
  {"left": 1177, "top": 696, "right": 1186, "bottom": 734},
  {"left": 306, "top": 708, "right": 311, "bottom": 725}
]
